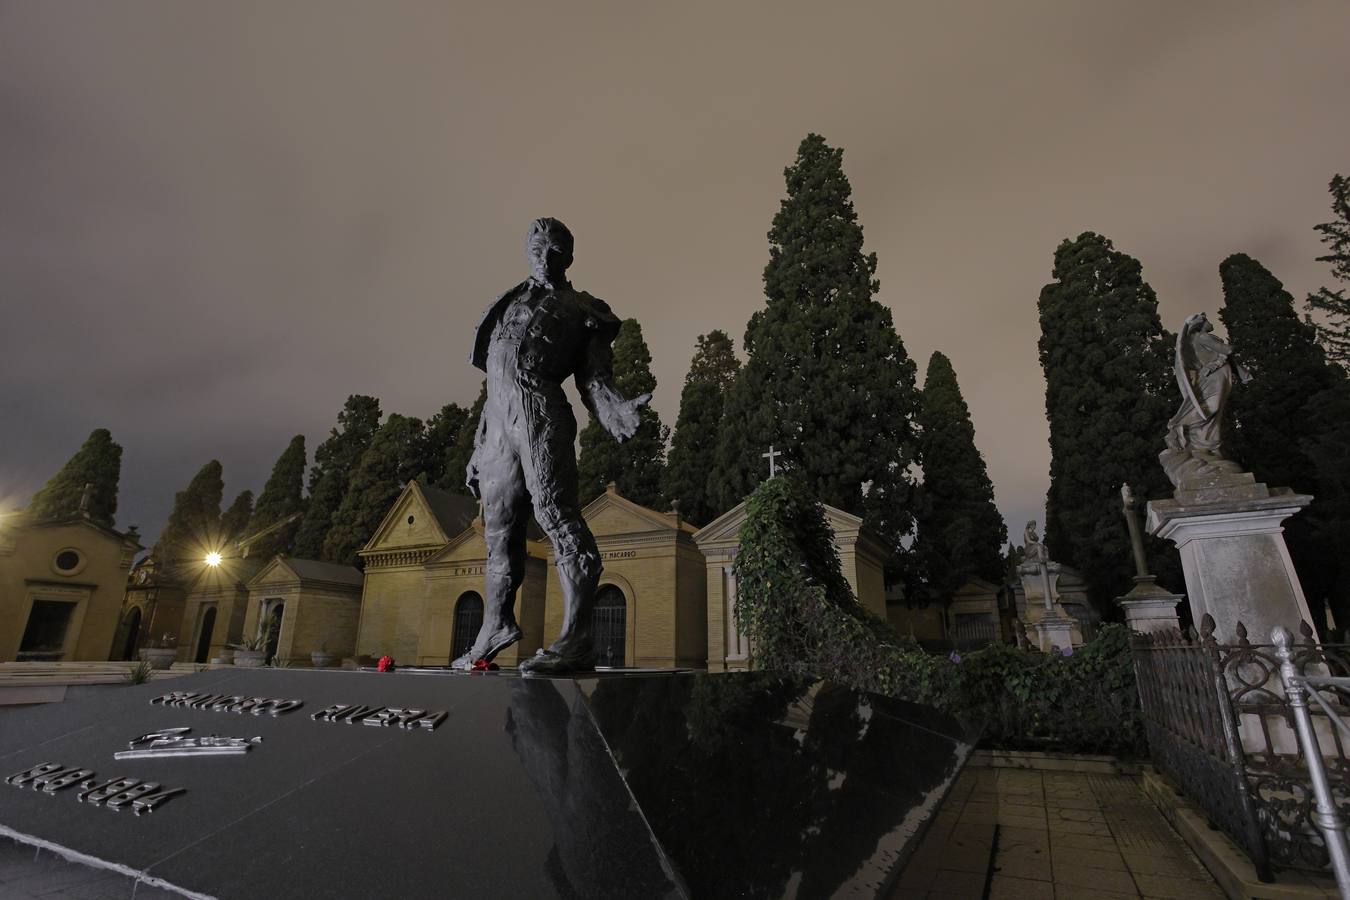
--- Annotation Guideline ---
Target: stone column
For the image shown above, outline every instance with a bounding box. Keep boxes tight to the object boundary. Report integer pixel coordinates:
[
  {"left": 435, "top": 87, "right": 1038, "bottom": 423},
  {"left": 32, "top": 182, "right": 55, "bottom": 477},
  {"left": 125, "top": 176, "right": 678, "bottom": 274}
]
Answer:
[{"left": 1146, "top": 472, "right": 1313, "bottom": 643}]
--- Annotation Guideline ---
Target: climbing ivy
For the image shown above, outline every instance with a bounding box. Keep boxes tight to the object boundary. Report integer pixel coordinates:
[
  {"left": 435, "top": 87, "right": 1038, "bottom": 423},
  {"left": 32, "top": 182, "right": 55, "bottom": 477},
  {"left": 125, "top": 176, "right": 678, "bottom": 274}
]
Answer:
[{"left": 733, "top": 476, "right": 1145, "bottom": 756}]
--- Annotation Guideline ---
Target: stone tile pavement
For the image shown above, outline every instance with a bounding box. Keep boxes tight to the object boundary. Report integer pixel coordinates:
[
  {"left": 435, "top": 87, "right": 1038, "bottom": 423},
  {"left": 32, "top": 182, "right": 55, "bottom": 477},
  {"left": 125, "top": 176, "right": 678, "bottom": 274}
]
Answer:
[{"left": 895, "top": 767, "right": 1226, "bottom": 899}]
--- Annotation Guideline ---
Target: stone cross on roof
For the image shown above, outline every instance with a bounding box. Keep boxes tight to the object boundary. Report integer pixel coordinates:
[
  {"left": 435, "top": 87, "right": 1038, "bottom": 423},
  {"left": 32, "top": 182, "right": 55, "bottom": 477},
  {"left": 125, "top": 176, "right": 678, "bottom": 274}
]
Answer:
[{"left": 762, "top": 445, "right": 783, "bottom": 478}]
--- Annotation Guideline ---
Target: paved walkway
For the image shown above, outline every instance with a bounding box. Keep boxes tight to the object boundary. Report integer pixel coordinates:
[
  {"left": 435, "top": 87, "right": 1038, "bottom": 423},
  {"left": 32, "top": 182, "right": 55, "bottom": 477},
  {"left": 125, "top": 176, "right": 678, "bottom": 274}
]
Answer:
[{"left": 897, "top": 767, "right": 1225, "bottom": 899}]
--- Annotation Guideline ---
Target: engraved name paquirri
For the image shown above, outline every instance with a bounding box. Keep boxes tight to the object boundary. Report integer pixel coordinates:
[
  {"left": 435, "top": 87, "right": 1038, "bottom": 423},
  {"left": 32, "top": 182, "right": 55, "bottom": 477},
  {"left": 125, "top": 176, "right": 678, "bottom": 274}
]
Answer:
[{"left": 6, "top": 762, "right": 184, "bottom": 815}]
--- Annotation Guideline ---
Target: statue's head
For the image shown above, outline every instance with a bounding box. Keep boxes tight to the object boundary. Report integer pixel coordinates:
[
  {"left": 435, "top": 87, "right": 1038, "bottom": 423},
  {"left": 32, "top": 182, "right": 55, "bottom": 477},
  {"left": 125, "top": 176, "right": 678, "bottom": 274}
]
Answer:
[
  {"left": 526, "top": 218, "right": 573, "bottom": 286},
  {"left": 1184, "top": 311, "right": 1213, "bottom": 334}
]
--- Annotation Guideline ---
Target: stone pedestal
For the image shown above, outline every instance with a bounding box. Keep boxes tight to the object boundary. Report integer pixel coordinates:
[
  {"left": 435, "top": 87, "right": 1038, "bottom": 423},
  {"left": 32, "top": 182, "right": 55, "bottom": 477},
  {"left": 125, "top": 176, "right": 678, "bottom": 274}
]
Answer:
[
  {"left": 1146, "top": 472, "right": 1313, "bottom": 643},
  {"left": 1034, "top": 613, "right": 1078, "bottom": 654},
  {"left": 1115, "top": 576, "right": 1184, "bottom": 635},
  {"left": 1017, "top": 562, "right": 1084, "bottom": 649}
]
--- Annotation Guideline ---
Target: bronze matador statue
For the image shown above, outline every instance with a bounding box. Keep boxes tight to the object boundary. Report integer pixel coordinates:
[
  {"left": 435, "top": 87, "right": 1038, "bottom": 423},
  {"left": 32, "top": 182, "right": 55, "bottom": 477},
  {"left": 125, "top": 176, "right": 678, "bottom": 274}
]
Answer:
[{"left": 457, "top": 218, "right": 649, "bottom": 675}]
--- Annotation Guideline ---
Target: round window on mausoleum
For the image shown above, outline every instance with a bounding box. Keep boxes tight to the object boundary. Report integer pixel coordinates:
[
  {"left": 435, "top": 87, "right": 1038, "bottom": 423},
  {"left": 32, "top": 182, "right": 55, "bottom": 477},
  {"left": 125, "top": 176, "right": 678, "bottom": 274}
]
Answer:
[
  {"left": 407, "top": 515, "right": 415, "bottom": 526},
  {"left": 53, "top": 548, "right": 85, "bottom": 576}
]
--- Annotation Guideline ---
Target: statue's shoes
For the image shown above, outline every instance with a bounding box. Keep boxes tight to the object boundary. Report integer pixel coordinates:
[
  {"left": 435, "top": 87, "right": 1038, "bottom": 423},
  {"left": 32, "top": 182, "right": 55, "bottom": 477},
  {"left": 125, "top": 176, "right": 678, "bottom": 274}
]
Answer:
[
  {"left": 518, "top": 647, "right": 598, "bottom": 677},
  {"left": 450, "top": 625, "right": 523, "bottom": 670}
]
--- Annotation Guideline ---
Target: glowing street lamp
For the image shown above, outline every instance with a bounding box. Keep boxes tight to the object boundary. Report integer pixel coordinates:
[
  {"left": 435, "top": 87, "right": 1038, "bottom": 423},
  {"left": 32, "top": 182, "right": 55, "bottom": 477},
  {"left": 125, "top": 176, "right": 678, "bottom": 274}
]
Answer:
[{"left": 204, "top": 551, "right": 222, "bottom": 568}]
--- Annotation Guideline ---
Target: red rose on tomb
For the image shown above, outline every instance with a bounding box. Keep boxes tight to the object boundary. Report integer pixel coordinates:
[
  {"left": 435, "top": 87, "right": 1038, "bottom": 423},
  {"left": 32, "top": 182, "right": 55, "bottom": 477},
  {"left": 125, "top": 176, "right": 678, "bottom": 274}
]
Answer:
[{"left": 377, "top": 655, "right": 396, "bottom": 672}]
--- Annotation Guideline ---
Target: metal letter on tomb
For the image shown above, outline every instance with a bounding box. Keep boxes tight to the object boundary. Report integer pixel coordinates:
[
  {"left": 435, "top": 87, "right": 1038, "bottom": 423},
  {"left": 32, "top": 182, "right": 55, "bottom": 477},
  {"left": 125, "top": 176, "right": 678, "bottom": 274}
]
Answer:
[{"left": 115, "top": 726, "right": 262, "bottom": 760}]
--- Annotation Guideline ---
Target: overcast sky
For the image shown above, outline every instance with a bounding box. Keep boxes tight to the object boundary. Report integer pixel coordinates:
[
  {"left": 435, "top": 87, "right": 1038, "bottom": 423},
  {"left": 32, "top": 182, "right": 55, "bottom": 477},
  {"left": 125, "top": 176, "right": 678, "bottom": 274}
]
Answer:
[{"left": 3, "top": 1, "right": 1348, "bottom": 550}]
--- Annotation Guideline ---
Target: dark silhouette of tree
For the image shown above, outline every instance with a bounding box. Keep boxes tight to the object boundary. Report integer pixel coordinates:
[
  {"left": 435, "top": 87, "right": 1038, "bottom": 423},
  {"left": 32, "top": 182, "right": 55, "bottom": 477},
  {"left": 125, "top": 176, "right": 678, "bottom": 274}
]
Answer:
[
  {"left": 321, "top": 413, "right": 426, "bottom": 566},
  {"left": 577, "top": 318, "right": 667, "bottom": 508},
  {"left": 912, "top": 351, "right": 1007, "bottom": 603},
  {"left": 292, "top": 395, "right": 381, "bottom": 558},
  {"left": 1307, "top": 174, "right": 1350, "bottom": 365},
  {"left": 1038, "top": 232, "right": 1175, "bottom": 607},
  {"left": 1219, "top": 253, "right": 1350, "bottom": 630},
  {"left": 712, "top": 134, "right": 920, "bottom": 577},
  {"left": 245, "top": 435, "right": 306, "bottom": 559},
  {"left": 26, "top": 428, "right": 122, "bottom": 528},
  {"left": 663, "top": 329, "right": 740, "bottom": 525}
]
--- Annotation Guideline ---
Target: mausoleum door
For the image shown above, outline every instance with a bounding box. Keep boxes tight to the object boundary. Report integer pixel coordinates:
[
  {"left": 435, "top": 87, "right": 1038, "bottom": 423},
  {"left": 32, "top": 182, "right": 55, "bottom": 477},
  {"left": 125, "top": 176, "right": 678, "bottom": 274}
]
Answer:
[
  {"left": 118, "top": 607, "right": 142, "bottom": 661},
  {"left": 194, "top": 607, "right": 217, "bottom": 664},
  {"left": 451, "top": 592, "right": 484, "bottom": 662},
  {"left": 593, "top": 585, "right": 626, "bottom": 668},
  {"left": 264, "top": 603, "right": 284, "bottom": 662}
]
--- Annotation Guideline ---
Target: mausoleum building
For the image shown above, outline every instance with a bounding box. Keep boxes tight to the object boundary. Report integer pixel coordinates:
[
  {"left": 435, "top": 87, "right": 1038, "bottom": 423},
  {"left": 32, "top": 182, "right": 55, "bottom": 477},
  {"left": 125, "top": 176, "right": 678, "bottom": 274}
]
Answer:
[{"left": 0, "top": 509, "right": 141, "bottom": 663}]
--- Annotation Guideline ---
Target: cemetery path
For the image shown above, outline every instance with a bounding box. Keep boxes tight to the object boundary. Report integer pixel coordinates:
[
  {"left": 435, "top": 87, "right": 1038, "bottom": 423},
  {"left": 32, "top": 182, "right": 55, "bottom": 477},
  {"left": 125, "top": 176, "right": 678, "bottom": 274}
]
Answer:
[{"left": 897, "top": 766, "right": 1225, "bottom": 899}]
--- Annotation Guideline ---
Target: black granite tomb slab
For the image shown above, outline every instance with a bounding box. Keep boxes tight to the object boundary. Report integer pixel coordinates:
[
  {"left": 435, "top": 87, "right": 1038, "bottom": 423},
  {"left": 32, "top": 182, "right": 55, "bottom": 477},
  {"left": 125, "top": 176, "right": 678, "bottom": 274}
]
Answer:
[{"left": 0, "top": 669, "right": 975, "bottom": 899}]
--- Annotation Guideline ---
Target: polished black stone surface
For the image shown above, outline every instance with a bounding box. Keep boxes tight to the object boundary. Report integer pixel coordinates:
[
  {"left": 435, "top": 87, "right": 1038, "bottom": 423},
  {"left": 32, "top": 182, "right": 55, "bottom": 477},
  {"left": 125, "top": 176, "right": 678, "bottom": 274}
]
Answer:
[{"left": 0, "top": 669, "right": 974, "bottom": 899}]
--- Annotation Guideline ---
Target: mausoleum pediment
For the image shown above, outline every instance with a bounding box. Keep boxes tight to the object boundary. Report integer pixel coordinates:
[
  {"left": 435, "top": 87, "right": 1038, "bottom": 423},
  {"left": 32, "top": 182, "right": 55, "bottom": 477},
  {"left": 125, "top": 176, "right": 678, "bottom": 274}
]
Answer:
[
  {"left": 363, "top": 481, "right": 476, "bottom": 554},
  {"left": 582, "top": 488, "right": 687, "bottom": 540}
]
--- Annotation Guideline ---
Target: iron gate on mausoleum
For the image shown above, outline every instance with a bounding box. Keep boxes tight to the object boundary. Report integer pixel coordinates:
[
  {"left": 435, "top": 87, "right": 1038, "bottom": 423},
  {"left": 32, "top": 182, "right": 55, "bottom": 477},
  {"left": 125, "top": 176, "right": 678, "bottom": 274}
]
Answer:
[{"left": 1132, "top": 614, "right": 1350, "bottom": 882}]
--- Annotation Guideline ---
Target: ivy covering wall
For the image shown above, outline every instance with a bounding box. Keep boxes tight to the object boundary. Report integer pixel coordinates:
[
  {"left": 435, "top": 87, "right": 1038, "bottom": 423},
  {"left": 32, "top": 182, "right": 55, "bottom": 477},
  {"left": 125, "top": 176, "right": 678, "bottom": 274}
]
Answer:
[{"left": 733, "top": 476, "right": 1145, "bottom": 757}]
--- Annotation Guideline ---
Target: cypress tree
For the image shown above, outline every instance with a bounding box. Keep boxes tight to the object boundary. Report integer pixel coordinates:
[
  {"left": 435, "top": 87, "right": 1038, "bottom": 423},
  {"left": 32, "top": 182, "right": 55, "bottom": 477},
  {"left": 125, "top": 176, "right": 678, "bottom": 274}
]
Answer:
[
  {"left": 664, "top": 330, "right": 740, "bottom": 526},
  {"left": 912, "top": 352, "right": 1007, "bottom": 604},
  {"left": 26, "top": 428, "right": 122, "bottom": 528},
  {"left": 1307, "top": 174, "right": 1350, "bottom": 365},
  {"left": 321, "top": 414, "right": 426, "bottom": 566},
  {"left": 577, "top": 318, "right": 668, "bottom": 508},
  {"left": 1218, "top": 253, "right": 1350, "bottom": 626},
  {"left": 711, "top": 133, "right": 920, "bottom": 572},
  {"left": 245, "top": 435, "right": 306, "bottom": 559},
  {"left": 1038, "top": 232, "right": 1174, "bottom": 606},
  {"left": 157, "top": 460, "right": 225, "bottom": 564},
  {"left": 437, "top": 382, "right": 487, "bottom": 495},
  {"left": 292, "top": 395, "right": 382, "bottom": 558},
  {"left": 418, "top": 402, "right": 469, "bottom": 487},
  {"left": 220, "top": 490, "right": 254, "bottom": 545}
]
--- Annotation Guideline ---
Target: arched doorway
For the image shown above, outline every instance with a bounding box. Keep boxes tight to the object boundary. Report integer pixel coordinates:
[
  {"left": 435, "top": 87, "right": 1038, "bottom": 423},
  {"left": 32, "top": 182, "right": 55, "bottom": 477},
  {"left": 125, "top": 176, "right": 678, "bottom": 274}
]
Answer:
[
  {"left": 593, "top": 585, "right": 626, "bottom": 668},
  {"left": 119, "top": 607, "right": 142, "bottom": 661},
  {"left": 451, "top": 592, "right": 484, "bottom": 662},
  {"left": 194, "top": 607, "right": 217, "bottom": 664}
]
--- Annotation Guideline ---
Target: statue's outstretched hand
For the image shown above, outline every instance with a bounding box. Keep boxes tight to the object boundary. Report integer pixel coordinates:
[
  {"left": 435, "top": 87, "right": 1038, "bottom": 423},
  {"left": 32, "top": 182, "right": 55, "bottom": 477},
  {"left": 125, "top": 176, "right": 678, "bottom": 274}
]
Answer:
[{"left": 605, "top": 393, "right": 651, "bottom": 442}]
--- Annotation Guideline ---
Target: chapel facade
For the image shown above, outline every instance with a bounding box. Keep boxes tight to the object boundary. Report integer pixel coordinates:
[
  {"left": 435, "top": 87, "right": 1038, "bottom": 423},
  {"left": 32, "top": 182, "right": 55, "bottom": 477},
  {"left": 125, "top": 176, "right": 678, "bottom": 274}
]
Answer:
[{"left": 0, "top": 509, "right": 141, "bottom": 663}]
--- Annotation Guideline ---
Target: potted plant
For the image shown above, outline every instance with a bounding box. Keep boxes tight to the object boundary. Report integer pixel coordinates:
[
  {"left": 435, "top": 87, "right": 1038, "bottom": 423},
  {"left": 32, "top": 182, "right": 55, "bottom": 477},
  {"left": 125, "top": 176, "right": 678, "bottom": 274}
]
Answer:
[
  {"left": 230, "top": 634, "right": 268, "bottom": 668},
  {"left": 138, "top": 633, "right": 178, "bottom": 670},
  {"left": 311, "top": 642, "right": 336, "bottom": 669}
]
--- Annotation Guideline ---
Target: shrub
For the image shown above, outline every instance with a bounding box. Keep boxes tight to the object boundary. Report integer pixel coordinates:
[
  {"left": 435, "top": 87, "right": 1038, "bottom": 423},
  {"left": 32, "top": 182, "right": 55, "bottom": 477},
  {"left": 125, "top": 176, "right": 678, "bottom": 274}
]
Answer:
[{"left": 733, "top": 476, "right": 1145, "bottom": 757}]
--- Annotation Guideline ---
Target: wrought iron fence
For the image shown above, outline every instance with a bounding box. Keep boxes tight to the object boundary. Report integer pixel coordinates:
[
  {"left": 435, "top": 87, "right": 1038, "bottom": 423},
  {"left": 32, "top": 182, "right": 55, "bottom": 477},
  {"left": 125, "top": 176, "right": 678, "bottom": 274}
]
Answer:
[{"left": 1132, "top": 615, "right": 1350, "bottom": 883}]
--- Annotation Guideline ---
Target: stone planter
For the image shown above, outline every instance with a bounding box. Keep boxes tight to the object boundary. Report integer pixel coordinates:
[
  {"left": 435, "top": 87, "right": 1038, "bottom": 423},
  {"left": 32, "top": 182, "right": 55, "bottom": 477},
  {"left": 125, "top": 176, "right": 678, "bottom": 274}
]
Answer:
[
  {"left": 233, "top": 649, "right": 267, "bottom": 668},
  {"left": 310, "top": 651, "right": 336, "bottom": 669},
  {"left": 138, "top": 647, "right": 177, "bottom": 670}
]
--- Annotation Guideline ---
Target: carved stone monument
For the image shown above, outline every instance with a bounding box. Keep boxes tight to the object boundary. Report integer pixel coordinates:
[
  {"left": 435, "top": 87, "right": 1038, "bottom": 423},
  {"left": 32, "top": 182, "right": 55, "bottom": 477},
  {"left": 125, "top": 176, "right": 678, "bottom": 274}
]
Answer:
[
  {"left": 1146, "top": 313, "right": 1315, "bottom": 642},
  {"left": 1115, "top": 483, "right": 1184, "bottom": 633},
  {"left": 1016, "top": 521, "right": 1083, "bottom": 652},
  {"left": 460, "top": 218, "right": 651, "bottom": 675}
]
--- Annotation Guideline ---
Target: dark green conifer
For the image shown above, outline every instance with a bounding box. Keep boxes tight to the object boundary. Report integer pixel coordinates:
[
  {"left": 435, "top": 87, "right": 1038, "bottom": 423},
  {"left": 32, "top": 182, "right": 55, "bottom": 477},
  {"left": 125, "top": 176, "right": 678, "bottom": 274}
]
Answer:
[
  {"left": 26, "top": 428, "right": 123, "bottom": 528},
  {"left": 157, "top": 460, "right": 225, "bottom": 564},
  {"left": 1038, "top": 232, "right": 1174, "bottom": 606},
  {"left": 321, "top": 414, "right": 426, "bottom": 566},
  {"left": 245, "top": 435, "right": 306, "bottom": 559},
  {"left": 577, "top": 318, "right": 668, "bottom": 508},
  {"left": 437, "top": 382, "right": 487, "bottom": 495},
  {"left": 1219, "top": 253, "right": 1350, "bottom": 627},
  {"left": 663, "top": 330, "right": 740, "bottom": 526},
  {"left": 419, "top": 403, "right": 469, "bottom": 487},
  {"left": 711, "top": 134, "right": 920, "bottom": 572},
  {"left": 220, "top": 491, "right": 254, "bottom": 545},
  {"left": 913, "top": 352, "right": 1007, "bottom": 603},
  {"left": 1307, "top": 174, "right": 1350, "bottom": 364},
  {"left": 292, "top": 395, "right": 382, "bottom": 559}
]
